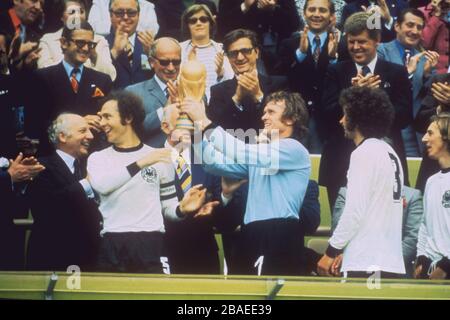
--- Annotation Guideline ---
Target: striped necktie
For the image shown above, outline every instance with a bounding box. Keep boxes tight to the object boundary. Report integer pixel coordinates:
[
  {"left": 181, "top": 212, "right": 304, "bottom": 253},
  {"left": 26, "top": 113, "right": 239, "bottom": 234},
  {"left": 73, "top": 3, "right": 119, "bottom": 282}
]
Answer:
[
  {"left": 71, "top": 68, "right": 80, "bottom": 93},
  {"left": 404, "top": 49, "right": 411, "bottom": 66},
  {"left": 361, "top": 65, "right": 371, "bottom": 76},
  {"left": 126, "top": 40, "right": 133, "bottom": 66},
  {"left": 313, "top": 35, "right": 321, "bottom": 65},
  {"left": 176, "top": 153, "right": 192, "bottom": 195}
]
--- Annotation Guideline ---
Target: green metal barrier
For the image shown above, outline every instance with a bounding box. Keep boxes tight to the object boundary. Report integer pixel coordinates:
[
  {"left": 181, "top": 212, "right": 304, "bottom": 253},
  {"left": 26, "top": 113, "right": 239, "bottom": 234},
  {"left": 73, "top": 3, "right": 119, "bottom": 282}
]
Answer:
[{"left": 0, "top": 272, "right": 448, "bottom": 300}]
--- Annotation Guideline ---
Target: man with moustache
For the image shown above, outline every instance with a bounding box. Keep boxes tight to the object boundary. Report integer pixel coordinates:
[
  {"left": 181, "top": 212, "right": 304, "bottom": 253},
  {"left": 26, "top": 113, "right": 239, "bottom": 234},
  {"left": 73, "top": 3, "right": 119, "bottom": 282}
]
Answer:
[{"left": 319, "top": 12, "right": 412, "bottom": 209}]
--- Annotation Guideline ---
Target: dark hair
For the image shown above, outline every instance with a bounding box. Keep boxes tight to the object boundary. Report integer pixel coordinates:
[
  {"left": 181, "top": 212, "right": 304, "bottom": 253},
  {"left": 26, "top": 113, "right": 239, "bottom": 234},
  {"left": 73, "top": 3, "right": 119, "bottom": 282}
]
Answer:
[
  {"left": 344, "top": 12, "right": 380, "bottom": 41},
  {"left": 396, "top": 8, "right": 426, "bottom": 25},
  {"left": 61, "top": 20, "right": 94, "bottom": 39},
  {"left": 339, "top": 87, "right": 394, "bottom": 139},
  {"left": 264, "top": 91, "right": 309, "bottom": 140},
  {"left": 431, "top": 112, "right": 450, "bottom": 153},
  {"left": 223, "top": 29, "right": 259, "bottom": 53},
  {"left": 102, "top": 90, "right": 146, "bottom": 138},
  {"left": 303, "top": 0, "right": 335, "bottom": 15},
  {"left": 57, "top": 0, "right": 87, "bottom": 19},
  {"left": 181, "top": 4, "right": 216, "bottom": 39}
]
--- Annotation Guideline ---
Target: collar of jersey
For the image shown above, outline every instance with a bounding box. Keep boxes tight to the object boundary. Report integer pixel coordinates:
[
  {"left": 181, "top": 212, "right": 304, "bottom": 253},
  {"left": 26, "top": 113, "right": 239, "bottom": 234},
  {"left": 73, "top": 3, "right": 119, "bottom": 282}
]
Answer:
[{"left": 113, "top": 143, "right": 144, "bottom": 153}]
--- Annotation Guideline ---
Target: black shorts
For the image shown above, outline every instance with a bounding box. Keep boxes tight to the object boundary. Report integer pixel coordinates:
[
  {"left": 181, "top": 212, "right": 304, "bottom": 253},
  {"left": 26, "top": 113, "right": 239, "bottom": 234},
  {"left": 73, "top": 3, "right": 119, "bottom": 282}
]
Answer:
[
  {"left": 235, "top": 218, "right": 304, "bottom": 276},
  {"left": 97, "top": 231, "right": 169, "bottom": 274}
]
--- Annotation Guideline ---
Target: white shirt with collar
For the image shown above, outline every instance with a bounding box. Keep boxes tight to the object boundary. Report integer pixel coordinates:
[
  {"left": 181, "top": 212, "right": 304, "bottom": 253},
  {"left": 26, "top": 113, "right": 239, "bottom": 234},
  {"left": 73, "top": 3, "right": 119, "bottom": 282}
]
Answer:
[
  {"left": 154, "top": 75, "right": 167, "bottom": 121},
  {"left": 355, "top": 55, "right": 378, "bottom": 75},
  {"left": 56, "top": 149, "right": 95, "bottom": 199}
]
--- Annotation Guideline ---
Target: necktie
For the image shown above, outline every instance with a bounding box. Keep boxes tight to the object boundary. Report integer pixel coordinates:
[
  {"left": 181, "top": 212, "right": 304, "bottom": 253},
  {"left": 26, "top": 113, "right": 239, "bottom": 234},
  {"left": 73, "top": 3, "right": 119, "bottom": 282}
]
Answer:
[
  {"left": 70, "top": 68, "right": 80, "bottom": 93},
  {"left": 176, "top": 153, "right": 192, "bottom": 195},
  {"left": 361, "top": 65, "right": 371, "bottom": 76},
  {"left": 313, "top": 35, "right": 321, "bottom": 65},
  {"left": 164, "top": 87, "right": 170, "bottom": 100},
  {"left": 126, "top": 40, "right": 133, "bottom": 67},
  {"left": 73, "top": 159, "right": 82, "bottom": 180},
  {"left": 404, "top": 49, "right": 411, "bottom": 66}
]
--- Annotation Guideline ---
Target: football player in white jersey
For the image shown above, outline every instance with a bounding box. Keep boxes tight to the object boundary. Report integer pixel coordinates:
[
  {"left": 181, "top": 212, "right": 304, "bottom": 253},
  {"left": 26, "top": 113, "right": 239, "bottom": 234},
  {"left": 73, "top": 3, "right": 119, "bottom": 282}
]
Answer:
[
  {"left": 415, "top": 113, "right": 450, "bottom": 280},
  {"left": 317, "top": 86, "right": 406, "bottom": 278}
]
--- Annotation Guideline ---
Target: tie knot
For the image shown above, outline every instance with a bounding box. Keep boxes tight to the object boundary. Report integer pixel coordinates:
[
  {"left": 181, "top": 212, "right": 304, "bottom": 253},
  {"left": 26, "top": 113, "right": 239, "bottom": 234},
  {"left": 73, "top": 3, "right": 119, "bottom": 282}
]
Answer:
[
  {"left": 361, "top": 65, "right": 371, "bottom": 76},
  {"left": 164, "top": 87, "right": 170, "bottom": 99},
  {"left": 71, "top": 68, "right": 80, "bottom": 76},
  {"left": 314, "top": 35, "right": 321, "bottom": 45}
]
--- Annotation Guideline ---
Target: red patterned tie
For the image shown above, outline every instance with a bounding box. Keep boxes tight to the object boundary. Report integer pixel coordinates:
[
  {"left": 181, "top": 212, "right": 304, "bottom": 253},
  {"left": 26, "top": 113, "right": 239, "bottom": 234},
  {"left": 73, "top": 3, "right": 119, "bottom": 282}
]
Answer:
[
  {"left": 313, "top": 35, "right": 321, "bottom": 66},
  {"left": 71, "top": 68, "right": 80, "bottom": 93}
]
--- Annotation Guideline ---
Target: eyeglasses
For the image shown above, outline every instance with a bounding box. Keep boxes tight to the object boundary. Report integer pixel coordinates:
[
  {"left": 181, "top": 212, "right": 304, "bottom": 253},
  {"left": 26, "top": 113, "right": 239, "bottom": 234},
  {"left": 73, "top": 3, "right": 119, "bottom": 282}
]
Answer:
[
  {"left": 153, "top": 57, "right": 181, "bottom": 67},
  {"left": 187, "top": 16, "right": 210, "bottom": 25},
  {"left": 69, "top": 39, "right": 98, "bottom": 50},
  {"left": 110, "top": 9, "right": 139, "bottom": 18},
  {"left": 226, "top": 47, "right": 254, "bottom": 59}
]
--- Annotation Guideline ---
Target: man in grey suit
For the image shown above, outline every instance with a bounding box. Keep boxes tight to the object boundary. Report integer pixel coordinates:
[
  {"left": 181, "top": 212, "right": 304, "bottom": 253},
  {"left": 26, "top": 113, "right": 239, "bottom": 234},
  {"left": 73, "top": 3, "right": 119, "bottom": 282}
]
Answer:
[
  {"left": 125, "top": 37, "right": 181, "bottom": 147},
  {"left": 377, "top": 8, "right": 440, "bottom": 157},
  {"left": 332, "top": 185, "right": 423, "bottom": 278}
]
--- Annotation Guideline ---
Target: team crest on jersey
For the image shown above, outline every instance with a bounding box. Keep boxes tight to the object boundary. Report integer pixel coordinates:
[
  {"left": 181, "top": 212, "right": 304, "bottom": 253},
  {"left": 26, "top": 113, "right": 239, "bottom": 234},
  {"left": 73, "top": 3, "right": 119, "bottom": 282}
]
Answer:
[
  {"left": 442, "top": 191, "right": 450, "bottom": 208},
  {"left": 141, "top": 166, "right": 157, "bottom": 184}
]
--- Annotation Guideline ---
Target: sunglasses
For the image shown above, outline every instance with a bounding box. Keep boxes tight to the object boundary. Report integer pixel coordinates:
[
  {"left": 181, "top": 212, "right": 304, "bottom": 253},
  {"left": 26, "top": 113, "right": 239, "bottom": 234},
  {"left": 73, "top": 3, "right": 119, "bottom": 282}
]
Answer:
[
  {"left": 187, "top": 16, "right": 210, "bottom": 25},
  {"left": 110, "top": 9, "right": 139, "bottom": 18},
  {"left": 153, "top": 57, "right": 181, "bottom": 67},
  {"left": 226, "top": 47, "right": 254, "bottom": 59},
  {"left": 69, "top": 39, "right": 98, "bottom": 50}
]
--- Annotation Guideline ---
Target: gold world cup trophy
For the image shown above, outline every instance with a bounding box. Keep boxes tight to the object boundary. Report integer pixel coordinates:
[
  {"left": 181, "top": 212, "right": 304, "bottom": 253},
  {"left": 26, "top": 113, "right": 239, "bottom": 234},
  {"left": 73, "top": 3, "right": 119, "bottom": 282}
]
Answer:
[{"left": 176, "top": 60, "right": 207, "bottom": 131}]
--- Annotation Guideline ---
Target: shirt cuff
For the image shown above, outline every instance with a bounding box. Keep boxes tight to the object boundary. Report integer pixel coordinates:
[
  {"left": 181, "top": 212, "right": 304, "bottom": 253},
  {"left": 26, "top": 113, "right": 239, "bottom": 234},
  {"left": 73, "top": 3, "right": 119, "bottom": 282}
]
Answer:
[
  {"left": 437, "top": 257, "right": 450, "bottom": 275},
  {"left": 241, "top": 2, "right": 250, "bottom": 13},
  {"left": 384, "top": 17, "right": 394, "bottom": 30},
  {"left": 79, "top": 178, "right": 95, "bottom": 199},
  {"left": 295, "top": 48, "right": 307, "bottom": 63},
  {"left": 221, "top": 192, "right": 232, "bottom": 206},
  {"left": 325, "top": 244, "right": 343, "bottom": 258}
]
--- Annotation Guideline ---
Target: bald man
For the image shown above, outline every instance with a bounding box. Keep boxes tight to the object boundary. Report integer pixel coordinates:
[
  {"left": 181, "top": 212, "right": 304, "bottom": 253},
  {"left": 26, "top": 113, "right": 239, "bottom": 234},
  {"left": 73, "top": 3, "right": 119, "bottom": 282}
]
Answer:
[{"left": 126, "top": 37, "right": 182, "bottom": 147}]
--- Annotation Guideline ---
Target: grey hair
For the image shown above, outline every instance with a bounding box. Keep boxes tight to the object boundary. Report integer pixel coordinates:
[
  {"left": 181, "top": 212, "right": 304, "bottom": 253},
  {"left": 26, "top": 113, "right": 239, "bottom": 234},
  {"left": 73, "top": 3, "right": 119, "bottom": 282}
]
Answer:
[
  {"left": 48, "top": 113, "right": 77, "bottom": 147},
  {"left": 109, "top": 0, "right": 140, "bottom": 12},
  {"left": 148, "top": 37, "right": 181, "bottom": 58}
]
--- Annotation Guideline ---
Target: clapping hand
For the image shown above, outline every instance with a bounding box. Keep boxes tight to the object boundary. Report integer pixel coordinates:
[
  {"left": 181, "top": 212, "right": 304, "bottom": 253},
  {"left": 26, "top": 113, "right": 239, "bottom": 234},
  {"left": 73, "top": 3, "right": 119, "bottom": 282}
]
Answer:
[
  {"left": 215, "top": 51, "right": 225, "bottom": 79},
  {"left": 221, "top": 177, "right": 248, "bottom": 199},
  {"left": 432, "top": 81, "right": 450, "bottom": 107},
  {"left": 137, "top": 30, "right": 154, "bottom": 56},
  {"left": 351, "top": 72, "right": 381, "bottom": 88},
  {"left": 7, "top": 153, "right": 45, "bottom": 183}
]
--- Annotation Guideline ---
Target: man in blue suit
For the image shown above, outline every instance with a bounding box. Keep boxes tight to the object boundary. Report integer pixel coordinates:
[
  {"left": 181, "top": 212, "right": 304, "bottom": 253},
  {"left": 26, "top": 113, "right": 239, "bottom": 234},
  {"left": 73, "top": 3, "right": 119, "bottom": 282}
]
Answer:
[
  {"left": 126, "top": 37, "right": 181, "bottom": 147},
  {"left": 106, "top": 0, "right": 154, "bottom": 88},
  {"left": 377, "top": 8, "right": 439, "bottom": 157}
]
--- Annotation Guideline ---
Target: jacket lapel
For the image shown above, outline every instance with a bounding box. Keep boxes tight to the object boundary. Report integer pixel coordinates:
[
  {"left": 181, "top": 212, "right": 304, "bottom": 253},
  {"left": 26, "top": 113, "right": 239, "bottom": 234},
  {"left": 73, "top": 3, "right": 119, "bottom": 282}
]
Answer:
[{"left": 147, "top": 78, "right": 167, "bottom": 106}]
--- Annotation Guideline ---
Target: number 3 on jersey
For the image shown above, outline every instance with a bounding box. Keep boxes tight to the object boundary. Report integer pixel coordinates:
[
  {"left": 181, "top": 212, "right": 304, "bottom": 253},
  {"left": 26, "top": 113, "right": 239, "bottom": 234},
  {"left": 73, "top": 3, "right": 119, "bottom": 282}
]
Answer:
[{"left": 388, "top": 153, "right": 401, "bottom": 202}]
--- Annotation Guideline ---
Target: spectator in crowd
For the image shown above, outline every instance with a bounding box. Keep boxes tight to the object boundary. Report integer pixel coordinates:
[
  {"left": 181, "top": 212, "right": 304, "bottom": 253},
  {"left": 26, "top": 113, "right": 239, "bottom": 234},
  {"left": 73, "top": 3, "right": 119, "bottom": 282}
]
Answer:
[
  {"left": 278, "top": 0, "right": 341, "bottom": 153},
  {"left": 414, "top": 73, "right": 450, "bottom": 192},
  {"left": 159, "top": 102, "right": 221, "bottom": 274},
  {"left": 341, "top": 0, "right": 409, "bottom": 42},
  {"left": 88, "top": 90, "right": 217, "bottom": 273},
  {"left": 26, "top": 22, "right": 113, "bottom": 156},
  {"left": 419, "top": 0, "right": 449, "bottom": 74},
  {"left": 106, "top": 0, "right": 155, "bottom": 88},
  {"left": 318, "top": 86, "right": 406, "bottom": 279},
  {"left": 88, "top": 0, "right": 159, "bottom": 37},
  {"left": 218, "top": 0, "right": 300, "bottom": 75},
  {"left": 154, "top": 0, "right": 217, "bottom": 40},
  {"left": 207, "top": 29, "right": 287, "bottom": 135},
  {"left": 126, "top": 37, "right": 181, "bottom": 148},
  {"left": 185, "top": 90, "right": 311, "bottom": 276},
  {"left": 38, "top": 0, "right": 117, "bottom": 81},
  {"left": 0, "top": 0, "right": 45, "bottom": 71},
  {"left": 415, "top": 112, "right": 450, "bottom": 280},
  {"left": 295, "top": 0, "right": 347, "bottom": 29},
  {"left": 27, "top": 113, "right": 101, "bottom": 271},
  {"left": 0, "top": 153, "right": 44, "bottom": 270},
  {"left": 333, "top": 185, "right": 424, "bottom": 278},
  {"left": 180, "top": 4, "right": 234, "bottom": 101},
  {"left": 319, "top": 12, "right": 412, "bottom": 209},
  {"left": 378, "top": 8, "right": 440, "bottom": 157}
]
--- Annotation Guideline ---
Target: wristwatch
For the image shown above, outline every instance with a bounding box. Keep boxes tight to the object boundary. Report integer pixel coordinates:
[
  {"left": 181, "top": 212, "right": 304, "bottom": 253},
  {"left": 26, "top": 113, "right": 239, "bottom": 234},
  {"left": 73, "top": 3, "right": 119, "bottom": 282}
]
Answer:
[{"left": 0, "top": 157, "right": 10, "bottom": 169}]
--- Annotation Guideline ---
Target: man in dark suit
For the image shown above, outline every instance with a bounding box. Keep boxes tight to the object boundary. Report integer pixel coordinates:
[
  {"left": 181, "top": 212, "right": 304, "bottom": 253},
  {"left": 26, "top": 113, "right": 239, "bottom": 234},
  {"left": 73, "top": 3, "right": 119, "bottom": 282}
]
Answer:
[
  {"left": 278, "top": 0, "right": 340, "bottom": 153},
  {"left": 27, "top": 113, "right": 102, "bottom": 271},
  {"left": 154, "top": 0, "right": 217, "bottom": 40},
  {"left": 106, "top": 0, "right": 154, "bottom": 88},
  {"left": 207, "top": 29, "right": 287, "bottom": 135},
  {"left": 26, "top": 21, "right": 112, "bottom": 155},
  {"left": 126, "top": 37, "right": 181, "bottom": 147},
  {"left": 341, "top": 0, "right": 408, "bottom": 42},
  {"left": 159, "top": 103, "right": 220, "bottom": 274},
  {"left": 0, "top": 0, "right": 44, "bottom": 42},
  {"left": 319, "top": 12, "right": 412, "bottom": 209},
  {"left": 217, "top": 0, "right": 299, "bottom": 74}
]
